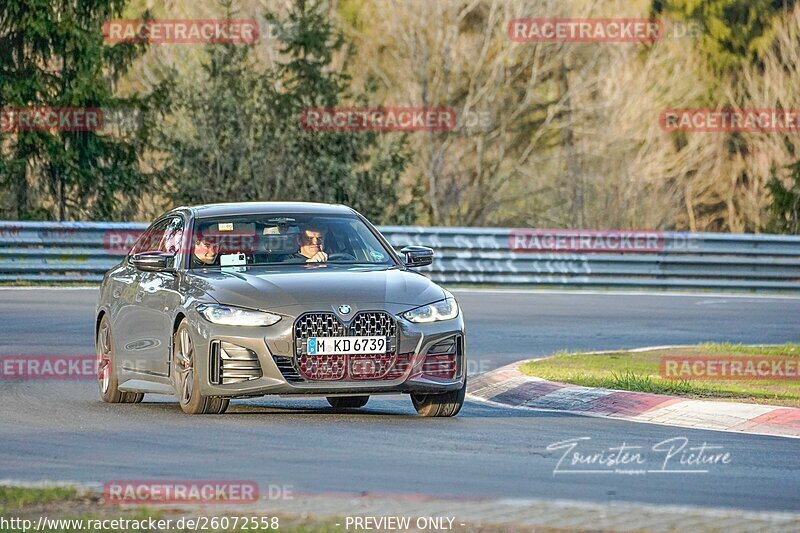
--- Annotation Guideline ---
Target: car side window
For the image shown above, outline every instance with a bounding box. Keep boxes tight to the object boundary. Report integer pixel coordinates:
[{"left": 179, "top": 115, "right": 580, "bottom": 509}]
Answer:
[
  {"left": 130, "top": 219, "right": 171, "bottom": 255},
  {"left": 159, "top": 217, "right": 185, "bottom": 255}
]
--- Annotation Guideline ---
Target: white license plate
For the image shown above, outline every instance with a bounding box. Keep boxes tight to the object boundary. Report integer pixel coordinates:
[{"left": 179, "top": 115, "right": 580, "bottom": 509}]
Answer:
[{"left": 307, "top": 336, "right": 387, "bottom": 355}]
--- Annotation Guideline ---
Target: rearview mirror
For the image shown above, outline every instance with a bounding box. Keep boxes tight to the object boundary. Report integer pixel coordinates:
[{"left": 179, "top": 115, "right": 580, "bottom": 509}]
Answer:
[
  {"left": 130, "top": 252, "right": 175, "bottom": 272},
  {"left": 400, "top": 246, "right": 433, "bottom": 268}
]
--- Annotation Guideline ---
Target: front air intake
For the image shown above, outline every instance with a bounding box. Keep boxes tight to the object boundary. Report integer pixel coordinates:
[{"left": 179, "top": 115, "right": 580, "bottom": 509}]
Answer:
[
  {"left": 422, "top": 335, "right": 462, "bottom": 379},
  {"left": 209, "top": 341, "right": 263, "bottom": 385}
]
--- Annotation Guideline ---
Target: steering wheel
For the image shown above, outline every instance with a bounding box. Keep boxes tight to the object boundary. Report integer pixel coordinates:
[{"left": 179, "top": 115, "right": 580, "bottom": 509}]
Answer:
[{"left": 327, "top": 252, "right": 356, "bottom": 261}]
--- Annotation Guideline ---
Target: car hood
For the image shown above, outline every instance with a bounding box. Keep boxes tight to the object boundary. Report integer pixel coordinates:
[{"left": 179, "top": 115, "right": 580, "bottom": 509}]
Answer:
[{"left": 187, "top": 265, "right": 446, "bottom": 310}]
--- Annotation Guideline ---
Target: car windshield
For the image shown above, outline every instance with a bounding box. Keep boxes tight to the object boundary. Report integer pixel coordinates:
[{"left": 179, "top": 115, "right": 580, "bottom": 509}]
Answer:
[{"left": 189, "top": 213, "right": 397, "bottom": 269}]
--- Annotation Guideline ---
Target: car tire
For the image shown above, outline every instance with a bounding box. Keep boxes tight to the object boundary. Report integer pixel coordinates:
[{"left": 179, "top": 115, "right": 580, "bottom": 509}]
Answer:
[
  {"left": 410, "top": 377, "right": 466, "bottom": 417},
  {"left": 96, "top": 315, "right": 144, "bottom": 404},
  {"left": 173, "top": 319, "right": 229, "bottom": 415},
  {"left": 327, "top": 396, "right": 369, "bottom": 409}
]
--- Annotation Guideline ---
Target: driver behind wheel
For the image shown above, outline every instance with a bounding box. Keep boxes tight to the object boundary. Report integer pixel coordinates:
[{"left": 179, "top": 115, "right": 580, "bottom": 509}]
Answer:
[
  {"left": 293, "top": 224, "right": 328, "bottom": 263},
  {"left": 192, "top": 235, "right": 220, "bottom": 266}
]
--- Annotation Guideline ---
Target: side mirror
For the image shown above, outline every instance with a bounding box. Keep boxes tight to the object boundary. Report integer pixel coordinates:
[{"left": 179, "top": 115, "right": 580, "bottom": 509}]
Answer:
[
  {"left": 400, "top": 246, "right": 434, "bottom": 268},
  {"left": 131, "top": 252, "right": 175, "bottom": 272}
]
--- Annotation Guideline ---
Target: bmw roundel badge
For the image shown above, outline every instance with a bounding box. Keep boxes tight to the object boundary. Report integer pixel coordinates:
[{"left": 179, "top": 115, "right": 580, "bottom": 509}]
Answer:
[{"left": 338, "top": 305, "right": 352, "bottom": 315}]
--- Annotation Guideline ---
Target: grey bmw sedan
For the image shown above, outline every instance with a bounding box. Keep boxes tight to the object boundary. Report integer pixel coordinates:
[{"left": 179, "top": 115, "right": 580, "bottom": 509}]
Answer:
[{"left": 95, "top": 202, "right": 466, "bottom": 416}]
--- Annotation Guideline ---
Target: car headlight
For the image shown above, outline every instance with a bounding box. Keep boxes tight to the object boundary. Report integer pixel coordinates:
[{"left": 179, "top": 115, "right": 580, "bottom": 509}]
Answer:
[
  {"left": 402, "top": 298, "right": 459, "bottom": 323},
  {"left": 196, "top": 303, "right": 281, "bottom": 326}
]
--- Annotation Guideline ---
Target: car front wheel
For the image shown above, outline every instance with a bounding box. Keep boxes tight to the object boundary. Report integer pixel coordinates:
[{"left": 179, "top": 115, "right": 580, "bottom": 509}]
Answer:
[
  {"left": 173, "top": 319, "right": 229, "bottom": 415},
  {"left": 410, "top": 378, "right": 466, "bottom": 417}
]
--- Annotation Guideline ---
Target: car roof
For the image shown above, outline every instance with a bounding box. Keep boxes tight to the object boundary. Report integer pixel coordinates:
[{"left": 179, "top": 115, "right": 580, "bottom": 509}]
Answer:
[{"left": 179, "top": 202, "right": 356, "bottom": 219}]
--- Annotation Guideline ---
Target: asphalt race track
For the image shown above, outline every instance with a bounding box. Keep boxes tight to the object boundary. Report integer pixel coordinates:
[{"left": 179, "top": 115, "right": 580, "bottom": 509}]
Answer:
[{"left": 1, "top": 288, "right": 799, "bottom": 512}]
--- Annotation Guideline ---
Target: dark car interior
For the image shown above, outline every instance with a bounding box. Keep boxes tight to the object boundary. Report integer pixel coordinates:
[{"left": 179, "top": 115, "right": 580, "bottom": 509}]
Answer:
[{"left": 190, "top": 216, "right": 388, "bottom": 267}]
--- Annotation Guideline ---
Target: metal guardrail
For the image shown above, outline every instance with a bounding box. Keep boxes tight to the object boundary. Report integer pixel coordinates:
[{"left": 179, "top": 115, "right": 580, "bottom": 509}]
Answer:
[{"left": 1, "top": 221, "right": 800, "bottom": 290}]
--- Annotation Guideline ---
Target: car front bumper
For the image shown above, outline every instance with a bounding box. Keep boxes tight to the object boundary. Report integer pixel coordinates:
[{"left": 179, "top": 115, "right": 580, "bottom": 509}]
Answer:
[{"left": 187, "top": 303, "right": 466, "bottom": 398}]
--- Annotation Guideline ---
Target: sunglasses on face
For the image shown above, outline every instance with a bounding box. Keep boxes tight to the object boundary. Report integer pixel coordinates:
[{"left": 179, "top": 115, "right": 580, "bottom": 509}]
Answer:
[{"left": 301, "top": 234, "right": 325, "bottom": 244}]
